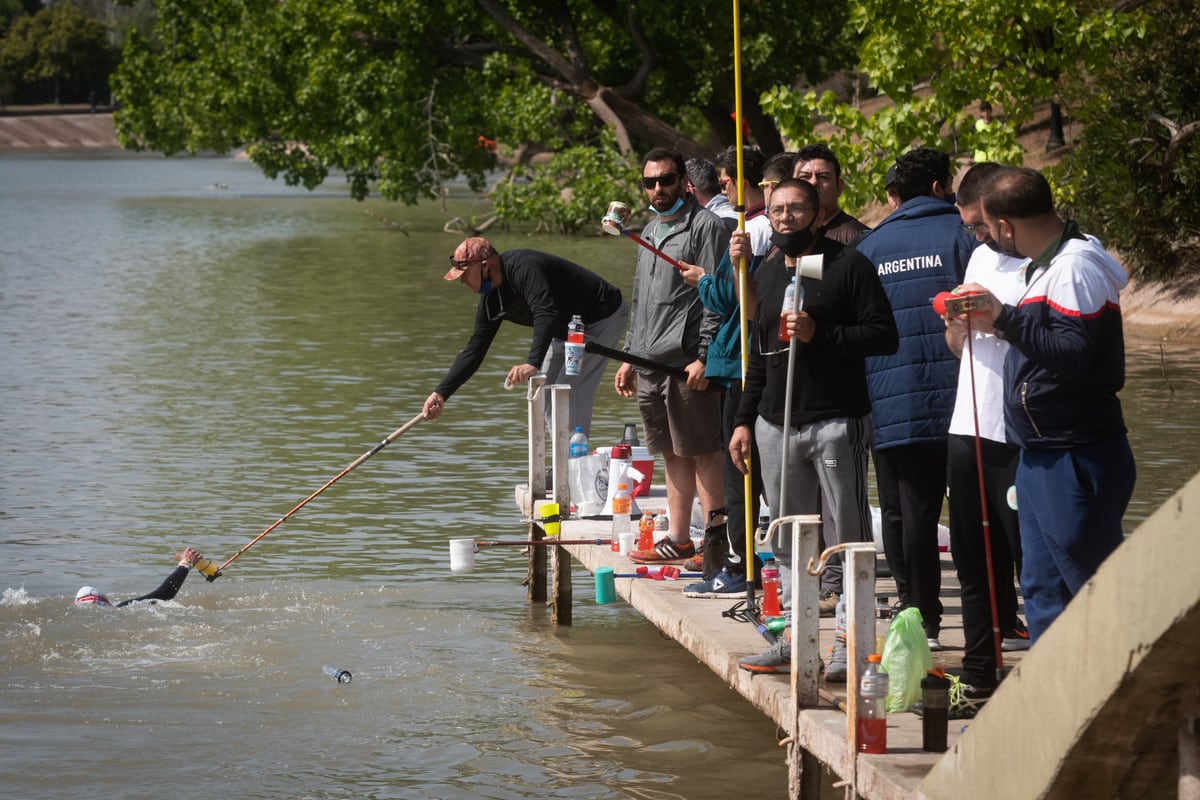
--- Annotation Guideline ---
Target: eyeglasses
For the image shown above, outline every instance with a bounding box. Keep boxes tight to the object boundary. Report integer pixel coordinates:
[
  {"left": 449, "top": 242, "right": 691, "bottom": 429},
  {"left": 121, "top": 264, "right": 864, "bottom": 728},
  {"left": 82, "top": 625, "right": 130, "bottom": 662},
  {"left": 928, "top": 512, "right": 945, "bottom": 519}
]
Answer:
[
  {"left": 758, "top": 180, "right": 779, "bottom": 189},
  {"left": 642, "top": 172, "right": 679, "bottom": 190},
  {"left": 960, "top": 223, "right": 984, "bottom": 234},
  {"left": 768, "top": 203, "right": 813, "bottom": 219},
  {"left": 448, "top": 256, "right": 488, "bottom": 268}
]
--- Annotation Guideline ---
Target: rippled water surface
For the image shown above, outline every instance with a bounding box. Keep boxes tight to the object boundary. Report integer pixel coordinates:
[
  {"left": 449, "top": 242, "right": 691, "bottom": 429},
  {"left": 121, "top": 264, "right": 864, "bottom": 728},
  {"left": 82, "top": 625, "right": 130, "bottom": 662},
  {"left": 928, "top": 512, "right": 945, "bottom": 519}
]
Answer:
[{"left": 2, "top": 155, "right": 1197, "bottom": 799}]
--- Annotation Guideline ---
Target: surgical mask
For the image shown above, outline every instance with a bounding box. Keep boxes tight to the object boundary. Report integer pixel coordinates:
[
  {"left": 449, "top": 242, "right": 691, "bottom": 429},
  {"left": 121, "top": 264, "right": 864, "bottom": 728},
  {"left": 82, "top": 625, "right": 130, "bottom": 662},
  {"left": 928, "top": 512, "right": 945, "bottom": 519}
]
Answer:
[
  {"left": 648, "top": 196, "right": 684, "bottom": 217},
  {"left": 770, "top": 228, "right": 816, "bottom": 258}
]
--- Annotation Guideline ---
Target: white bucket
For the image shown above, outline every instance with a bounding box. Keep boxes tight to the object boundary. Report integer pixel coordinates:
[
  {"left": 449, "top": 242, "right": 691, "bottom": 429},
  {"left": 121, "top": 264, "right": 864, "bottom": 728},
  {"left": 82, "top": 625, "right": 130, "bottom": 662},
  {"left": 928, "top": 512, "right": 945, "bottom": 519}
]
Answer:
[{"left": 449, "top": 538, "right": 477, "bottom": 573}]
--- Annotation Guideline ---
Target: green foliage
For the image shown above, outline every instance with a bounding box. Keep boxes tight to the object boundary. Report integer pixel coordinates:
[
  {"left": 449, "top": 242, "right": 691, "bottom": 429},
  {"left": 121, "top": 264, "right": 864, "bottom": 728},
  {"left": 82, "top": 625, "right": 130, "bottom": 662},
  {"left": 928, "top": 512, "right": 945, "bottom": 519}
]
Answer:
[
  {"left": 490, "top": 128, "right": 641, "bottom": 234},
  {"left": 0, "top": 3, "right": 117, "bottom": 103},
  {"left": 760, "top": 0, "right": 1144, "bottom": 213},
  {"left": 1064, "top": 0, "right": 1200, "bottom": 278},
  {"left": 111, "top": 0, "right": 856, "bottom": 207}
]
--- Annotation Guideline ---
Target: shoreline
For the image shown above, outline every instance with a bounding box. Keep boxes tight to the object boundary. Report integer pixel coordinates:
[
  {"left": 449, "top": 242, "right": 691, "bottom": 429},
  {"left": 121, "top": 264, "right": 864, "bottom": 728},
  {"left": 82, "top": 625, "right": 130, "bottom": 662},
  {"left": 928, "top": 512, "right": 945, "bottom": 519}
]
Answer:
[{"left": 4, "top": 110, "right": 1196, "bottom": 341}]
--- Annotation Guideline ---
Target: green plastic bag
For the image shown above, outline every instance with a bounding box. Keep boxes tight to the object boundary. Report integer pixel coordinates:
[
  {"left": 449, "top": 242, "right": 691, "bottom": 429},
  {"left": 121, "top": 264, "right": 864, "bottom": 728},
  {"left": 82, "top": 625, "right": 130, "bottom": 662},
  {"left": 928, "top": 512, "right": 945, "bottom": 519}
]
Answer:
[{"left": 879, "top": 607, "right": 933, "bottom": 713}]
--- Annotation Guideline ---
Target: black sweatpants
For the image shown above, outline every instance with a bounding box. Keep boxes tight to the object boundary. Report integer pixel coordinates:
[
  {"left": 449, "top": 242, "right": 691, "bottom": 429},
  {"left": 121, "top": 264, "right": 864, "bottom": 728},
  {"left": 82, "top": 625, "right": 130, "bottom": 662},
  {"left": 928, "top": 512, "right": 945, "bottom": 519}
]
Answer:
[{"left": 946, "top": 434, "right": 1022, "bottom": 688}]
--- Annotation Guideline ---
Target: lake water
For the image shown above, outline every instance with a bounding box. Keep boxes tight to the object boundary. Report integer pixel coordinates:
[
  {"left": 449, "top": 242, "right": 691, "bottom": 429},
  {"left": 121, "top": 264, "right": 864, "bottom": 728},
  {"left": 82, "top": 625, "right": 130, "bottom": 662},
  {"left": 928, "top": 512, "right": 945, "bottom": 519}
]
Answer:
[{"left": 2, "top": 155, "right": 1197, "bottom": 799}]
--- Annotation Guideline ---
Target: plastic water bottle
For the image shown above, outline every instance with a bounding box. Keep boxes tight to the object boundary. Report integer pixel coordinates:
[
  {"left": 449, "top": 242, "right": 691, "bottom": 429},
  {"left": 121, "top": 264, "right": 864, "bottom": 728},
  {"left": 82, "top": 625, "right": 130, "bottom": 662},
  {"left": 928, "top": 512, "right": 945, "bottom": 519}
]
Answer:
[
  {"left": 921, "top": 671, "right": 951, "bottom": 752},
  {"left": 610, "top": 483, "right": 631, "bottom": 542},
  {"left": 565, "top": 315, "right": 585, "bottom": 376},
  {"left": 760, "top": 557, "right": 781, "bottom": 617},
  {"left": 323, "top": 664, "right": 352, "bottom": 684},
  {"left": 778, "top": 276, "right": 797, "bottom": 342},
  {"left": 857, "top": 653, "right": 888, "bottom": 753},
  {"left": 638, "top": 512, "right": 655, "bottom": 551},
  {"left": 569, "top": 427, "right": 588, "bottom": 458}
]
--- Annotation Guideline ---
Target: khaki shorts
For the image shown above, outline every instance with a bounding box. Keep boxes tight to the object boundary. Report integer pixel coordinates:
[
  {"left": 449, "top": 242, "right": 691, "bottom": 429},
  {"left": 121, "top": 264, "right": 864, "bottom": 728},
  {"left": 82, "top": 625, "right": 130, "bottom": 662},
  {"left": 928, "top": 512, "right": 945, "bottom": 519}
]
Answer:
[{"left": 635, "top": 371, "right": 723, "bottom": 458}]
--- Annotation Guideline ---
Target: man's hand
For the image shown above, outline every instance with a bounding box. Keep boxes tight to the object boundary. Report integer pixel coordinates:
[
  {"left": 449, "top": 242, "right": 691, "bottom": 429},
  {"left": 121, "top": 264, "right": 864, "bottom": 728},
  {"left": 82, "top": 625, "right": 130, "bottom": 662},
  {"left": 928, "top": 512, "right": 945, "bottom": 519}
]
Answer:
[
  {"left": 422, "top": 392, "right": 446, "bottom": 420},
  {"left": 684, "top": 359, "right": 709, "bottom": 391},
  {"left": 178, "top": 547, "right": 201, "bottom": 568},
  {"left": 782, "top": 311, "right": 816, "bottom": 344},
  {"left": 728, "top": 230, "right": 752, "bottom": 264},
  {"left": 728, "top": 425, "right": 752, "bottom": 475},
  {"left": 951, "top": 283, "right": 1001, "bottom": 332},
  {"left": 614, "top": 362, "right": 636, "bottom": 398},
  {"left": 678, "top": 261, "right": 704, "bottom": 288},
  {"left": 506, "top": 363, "right": 538, "bottom": 386}
]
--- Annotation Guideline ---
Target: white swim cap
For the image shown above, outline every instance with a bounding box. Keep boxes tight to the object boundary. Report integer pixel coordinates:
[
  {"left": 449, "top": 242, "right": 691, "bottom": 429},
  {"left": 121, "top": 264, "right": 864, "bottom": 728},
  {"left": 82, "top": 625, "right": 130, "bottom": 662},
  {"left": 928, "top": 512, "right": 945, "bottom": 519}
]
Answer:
[{"left": 75, "top": 586, "right": 111, "bottom": 606}]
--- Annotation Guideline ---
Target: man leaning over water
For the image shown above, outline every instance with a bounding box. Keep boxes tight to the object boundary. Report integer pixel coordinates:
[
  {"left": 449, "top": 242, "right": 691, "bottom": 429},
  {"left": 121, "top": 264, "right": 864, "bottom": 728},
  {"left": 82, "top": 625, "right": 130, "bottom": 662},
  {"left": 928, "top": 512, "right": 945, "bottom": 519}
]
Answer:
[
  {"left": 423, "top": 237, "right": 627, "bottom": 436},
  {"left": 955, "top": 166, "right": 1135, "bottom": 642}
]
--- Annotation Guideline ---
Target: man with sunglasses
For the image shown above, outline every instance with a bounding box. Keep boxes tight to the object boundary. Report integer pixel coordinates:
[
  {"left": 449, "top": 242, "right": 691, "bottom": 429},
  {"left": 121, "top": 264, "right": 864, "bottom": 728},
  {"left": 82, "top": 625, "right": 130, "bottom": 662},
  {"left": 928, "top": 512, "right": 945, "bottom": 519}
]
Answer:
[
  {"left": 425, "top": 237, "right": 627, "bottom": 436},
  {"left": 729, "top": 178, "right": 898, "bottom": 676},
  {"left": 617, "top": 147, "right": 731, "bottom": 564}
]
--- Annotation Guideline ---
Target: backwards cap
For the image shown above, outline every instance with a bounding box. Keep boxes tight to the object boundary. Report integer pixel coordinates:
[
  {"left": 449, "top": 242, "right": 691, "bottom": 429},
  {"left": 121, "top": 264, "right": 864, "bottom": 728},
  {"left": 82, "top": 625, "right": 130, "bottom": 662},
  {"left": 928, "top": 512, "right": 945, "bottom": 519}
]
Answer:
[{"left": 443, "top": 237, "right": 495, "bottom": 281}]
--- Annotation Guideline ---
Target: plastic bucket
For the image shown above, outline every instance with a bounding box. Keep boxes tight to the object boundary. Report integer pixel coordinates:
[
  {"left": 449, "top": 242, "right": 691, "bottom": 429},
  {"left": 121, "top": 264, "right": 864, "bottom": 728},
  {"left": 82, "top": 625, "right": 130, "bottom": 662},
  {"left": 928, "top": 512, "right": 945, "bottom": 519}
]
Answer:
[
  {"left": 449, "top": 538, "right": 477, "bottom": 573},
  {"left": 629, "top": 446, "right": 653, "bottom": 497}
]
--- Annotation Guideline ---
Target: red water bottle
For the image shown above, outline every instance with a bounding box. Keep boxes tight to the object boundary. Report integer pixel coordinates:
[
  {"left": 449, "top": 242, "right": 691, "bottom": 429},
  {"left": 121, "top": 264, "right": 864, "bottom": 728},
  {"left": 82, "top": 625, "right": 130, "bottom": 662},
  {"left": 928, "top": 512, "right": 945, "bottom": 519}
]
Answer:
[
  {"left": 760, "top": 557, "right": 781, "bottom": 617},
  {"left": 565, "top": 315, "right": 585, "bottom": 376},
  {"left": 857, "top": 653, "right": 889, "bottom": 754}
]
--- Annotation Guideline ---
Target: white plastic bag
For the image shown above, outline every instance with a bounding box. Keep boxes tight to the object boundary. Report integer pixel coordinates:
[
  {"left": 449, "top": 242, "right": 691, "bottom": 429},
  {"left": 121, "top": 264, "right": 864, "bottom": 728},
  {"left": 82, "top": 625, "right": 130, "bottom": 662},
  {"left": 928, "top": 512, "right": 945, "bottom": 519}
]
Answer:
[{"left": 569, "top": 453, "right": 608, "bottom": 518}]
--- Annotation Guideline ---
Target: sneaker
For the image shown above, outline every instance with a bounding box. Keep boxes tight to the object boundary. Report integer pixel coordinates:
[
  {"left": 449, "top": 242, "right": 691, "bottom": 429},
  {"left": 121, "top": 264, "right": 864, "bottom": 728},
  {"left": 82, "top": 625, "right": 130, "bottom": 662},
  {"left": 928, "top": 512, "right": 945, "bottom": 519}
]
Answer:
[
  {"left": 818, "top": 589, "right": 839, "bottom": 617},
  {"left": 629, "top": 536, "right": 697, "bottom": 564},
  {"left": 947, "top": 675, "right": 993, "bottom": 719},
  {"left": 683, "top": 568, "right": 748, "bottom": 598},
  {"left": 682, "top": 555, "right": 704, "bottom": 572},
  {"left": 927, "top": 637, "right": 943, "bottom": 652},
  {"left": 825, "top": 606, "right": 848, "bottom": 683},
  {"left": 739, "top": 628, "right": 790, "bottom": 674},
  {"left": 1002, "top": 620, "right": 1031, "bottom": 651}
]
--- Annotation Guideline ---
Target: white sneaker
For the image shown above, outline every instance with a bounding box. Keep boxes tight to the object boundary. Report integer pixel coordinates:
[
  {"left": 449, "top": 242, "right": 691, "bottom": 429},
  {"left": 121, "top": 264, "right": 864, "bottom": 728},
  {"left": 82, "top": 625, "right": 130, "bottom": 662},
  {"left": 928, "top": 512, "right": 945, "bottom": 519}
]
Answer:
[{"left": 927, "top": 637, "right": 943, "bottom": 652}]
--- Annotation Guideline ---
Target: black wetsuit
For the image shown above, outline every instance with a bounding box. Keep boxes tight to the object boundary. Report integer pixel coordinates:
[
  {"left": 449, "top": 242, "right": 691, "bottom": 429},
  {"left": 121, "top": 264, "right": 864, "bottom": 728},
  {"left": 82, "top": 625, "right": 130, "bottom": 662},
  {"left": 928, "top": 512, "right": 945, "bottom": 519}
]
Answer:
[{"left": 115, "top": 565, "right": 190, "bottom": 607}]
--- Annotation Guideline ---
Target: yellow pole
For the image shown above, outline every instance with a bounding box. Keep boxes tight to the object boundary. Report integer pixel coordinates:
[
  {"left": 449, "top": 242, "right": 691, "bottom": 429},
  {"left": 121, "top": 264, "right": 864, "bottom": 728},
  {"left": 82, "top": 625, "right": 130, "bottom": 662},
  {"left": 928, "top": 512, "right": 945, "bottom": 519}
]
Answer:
[{"left": 730, "top": 0, "right": 755, "bottom": 590}]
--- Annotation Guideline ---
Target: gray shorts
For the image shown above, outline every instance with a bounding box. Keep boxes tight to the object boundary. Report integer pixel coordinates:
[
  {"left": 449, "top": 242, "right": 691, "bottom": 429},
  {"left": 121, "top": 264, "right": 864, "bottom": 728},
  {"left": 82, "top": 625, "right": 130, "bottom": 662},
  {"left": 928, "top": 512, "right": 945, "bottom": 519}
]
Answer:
[{"left": 635, "top": 371, "right": 722, "bottom": 458}]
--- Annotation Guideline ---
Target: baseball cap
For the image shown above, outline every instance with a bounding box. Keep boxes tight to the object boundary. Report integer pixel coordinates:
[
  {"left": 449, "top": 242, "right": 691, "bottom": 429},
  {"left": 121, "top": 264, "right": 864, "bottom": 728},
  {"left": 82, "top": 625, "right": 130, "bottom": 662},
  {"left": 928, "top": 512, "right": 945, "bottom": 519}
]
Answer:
[
  {"left": 884, "top": 164, "right": 897, "bottom": 188},
  {"left": 443, "top": 237, "right": 495, "bottom": 281}
]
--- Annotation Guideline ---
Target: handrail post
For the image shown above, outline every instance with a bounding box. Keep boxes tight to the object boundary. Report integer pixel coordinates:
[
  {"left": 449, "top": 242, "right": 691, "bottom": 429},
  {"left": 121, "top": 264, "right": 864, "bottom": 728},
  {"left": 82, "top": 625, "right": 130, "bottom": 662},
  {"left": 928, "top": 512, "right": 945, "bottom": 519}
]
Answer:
[
  {"left": 526, "top": 375, "right": 548, "bottom": 604},
  {"left": 549, "top": 384, "right": 572, "bottom": 625},
  {"left": 779, "top": 514, "right": 822, "bottom": 800}
]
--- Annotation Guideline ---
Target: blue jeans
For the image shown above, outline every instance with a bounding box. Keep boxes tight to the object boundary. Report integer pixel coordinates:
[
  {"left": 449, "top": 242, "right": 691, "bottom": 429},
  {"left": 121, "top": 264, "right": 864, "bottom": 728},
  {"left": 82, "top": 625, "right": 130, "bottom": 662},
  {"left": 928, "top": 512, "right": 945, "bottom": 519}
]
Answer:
[{"left": 1017, "top": 436, "right": 1135, "bottom": 641}]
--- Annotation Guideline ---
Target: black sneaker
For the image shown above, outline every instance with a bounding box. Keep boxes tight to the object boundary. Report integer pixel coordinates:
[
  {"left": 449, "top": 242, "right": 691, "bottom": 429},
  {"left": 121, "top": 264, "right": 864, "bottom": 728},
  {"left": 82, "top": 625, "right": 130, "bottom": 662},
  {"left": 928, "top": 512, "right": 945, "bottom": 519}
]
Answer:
[{"left": 1002, "top": 619, "right": 1031, "bottom": 651}]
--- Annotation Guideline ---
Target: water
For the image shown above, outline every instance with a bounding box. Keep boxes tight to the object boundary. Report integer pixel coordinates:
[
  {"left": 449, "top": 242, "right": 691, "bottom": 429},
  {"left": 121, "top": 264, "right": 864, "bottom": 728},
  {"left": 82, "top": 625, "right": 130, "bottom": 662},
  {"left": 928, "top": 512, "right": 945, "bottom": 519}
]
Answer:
[
  {"left": 0, "top": 156, "right": 789, "bottom": 799},
  {"left": 2, "top": 155, "right": 1198, "bottom": 798}
]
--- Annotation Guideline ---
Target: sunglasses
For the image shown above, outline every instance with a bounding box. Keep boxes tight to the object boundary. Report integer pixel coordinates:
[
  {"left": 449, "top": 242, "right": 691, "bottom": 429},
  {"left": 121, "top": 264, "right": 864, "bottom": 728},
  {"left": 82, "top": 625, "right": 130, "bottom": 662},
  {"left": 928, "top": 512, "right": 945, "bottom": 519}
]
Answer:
[
  {"left": 642, "top": 172, "right": 679, "bottom": 190},
  {"left": 448, "top": 256, "right": 488, "bottom": 268}
]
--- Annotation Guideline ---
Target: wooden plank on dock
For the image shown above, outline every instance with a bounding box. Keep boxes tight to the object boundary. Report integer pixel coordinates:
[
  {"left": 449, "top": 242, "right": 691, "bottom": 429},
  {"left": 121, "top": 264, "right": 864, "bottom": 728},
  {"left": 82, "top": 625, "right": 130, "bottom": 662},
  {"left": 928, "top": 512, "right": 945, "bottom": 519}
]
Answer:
[{"left": 543, "top": 506, "right": 1030, "bottom": 798}]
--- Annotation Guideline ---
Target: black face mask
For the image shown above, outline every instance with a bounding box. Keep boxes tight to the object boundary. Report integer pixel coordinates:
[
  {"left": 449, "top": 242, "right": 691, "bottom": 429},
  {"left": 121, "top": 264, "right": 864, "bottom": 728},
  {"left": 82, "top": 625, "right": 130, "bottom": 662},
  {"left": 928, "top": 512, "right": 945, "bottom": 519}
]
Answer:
[{"left": 770, "top": 228, "right": 817, "bottom": 258}]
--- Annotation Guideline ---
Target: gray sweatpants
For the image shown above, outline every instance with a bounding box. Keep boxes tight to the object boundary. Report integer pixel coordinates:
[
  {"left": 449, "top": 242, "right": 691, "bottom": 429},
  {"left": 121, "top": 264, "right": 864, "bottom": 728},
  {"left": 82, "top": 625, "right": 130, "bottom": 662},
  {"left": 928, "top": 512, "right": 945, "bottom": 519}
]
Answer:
[{"left": 754, "top": 414, "right": 873, "bottom": 605}]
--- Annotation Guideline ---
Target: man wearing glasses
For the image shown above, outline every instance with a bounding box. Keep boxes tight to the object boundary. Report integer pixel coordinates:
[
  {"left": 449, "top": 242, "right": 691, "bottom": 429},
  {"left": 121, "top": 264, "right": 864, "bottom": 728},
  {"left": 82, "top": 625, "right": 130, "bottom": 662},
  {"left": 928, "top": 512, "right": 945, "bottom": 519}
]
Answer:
[
  {"left": 617, "top": 147, "right": 731, "bottom": 564},
  {"left": 424, "top": 237, "right": 627, "bottom": 436},
  {"left": 730, "top": 178, "right": 897, "bottom": 676}
]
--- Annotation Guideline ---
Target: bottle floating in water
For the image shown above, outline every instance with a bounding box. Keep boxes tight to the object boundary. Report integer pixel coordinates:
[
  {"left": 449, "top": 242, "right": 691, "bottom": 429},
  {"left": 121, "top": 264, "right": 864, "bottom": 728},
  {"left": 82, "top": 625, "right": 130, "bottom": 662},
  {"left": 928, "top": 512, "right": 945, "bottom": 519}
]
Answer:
[{"left": 323, "top": 665, "right": 352, "bottom": 684}]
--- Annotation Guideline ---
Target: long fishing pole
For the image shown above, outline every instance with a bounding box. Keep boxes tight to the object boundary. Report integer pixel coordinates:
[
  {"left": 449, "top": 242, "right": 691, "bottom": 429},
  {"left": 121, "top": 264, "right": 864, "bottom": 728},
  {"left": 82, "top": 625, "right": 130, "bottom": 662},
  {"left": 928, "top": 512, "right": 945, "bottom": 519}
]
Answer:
[
  {"left": 600, "top": 203, "right": 687, "bottom": 273},
  {"left": 208, "top": 412, "right": 426, "bottom": 580},
  {"left": 730, "top": 0, "right": 761, "bottom": 626},
  {"left": 965, "top": 313, "right": 1006, "bottom": 680},
  {"left": 583, "top": 341, "right": 689, "bottom": 380}
]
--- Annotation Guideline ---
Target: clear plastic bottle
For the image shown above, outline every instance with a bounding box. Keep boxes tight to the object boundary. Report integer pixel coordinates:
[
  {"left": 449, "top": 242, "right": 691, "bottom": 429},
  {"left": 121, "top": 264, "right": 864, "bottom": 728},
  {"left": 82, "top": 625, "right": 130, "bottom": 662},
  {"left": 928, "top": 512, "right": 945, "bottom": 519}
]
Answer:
[
  {"left": 569, "top": 426, "right": 588, "bottom": 458},
  {"left": 638, "top": 511, "right": 655, "bottom": 551},
  {"left": 323, "top": 664, "right": 352, "bottom": 684},
  {"left": 610, "top": 483, "right": 631, "bottom": 544},
  {"left": 857, "top": 653, "right": 888, "bottom": 754},
  {"left": 760, "top": 557, "right": 781, "bottom": 617},
  {"left": 565, "top": 315, "right": 585, "bottom": 376},
  {"left": 778, "top": 277, "right": 797, "bottom": 342}
]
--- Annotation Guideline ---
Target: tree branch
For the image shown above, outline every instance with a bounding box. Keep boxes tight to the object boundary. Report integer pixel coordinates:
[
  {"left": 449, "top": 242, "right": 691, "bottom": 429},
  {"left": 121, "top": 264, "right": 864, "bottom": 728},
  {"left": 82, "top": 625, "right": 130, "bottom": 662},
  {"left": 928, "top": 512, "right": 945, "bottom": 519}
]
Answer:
[{"left": 1149, "top": 113, "right": 1200, "bottom": 194}]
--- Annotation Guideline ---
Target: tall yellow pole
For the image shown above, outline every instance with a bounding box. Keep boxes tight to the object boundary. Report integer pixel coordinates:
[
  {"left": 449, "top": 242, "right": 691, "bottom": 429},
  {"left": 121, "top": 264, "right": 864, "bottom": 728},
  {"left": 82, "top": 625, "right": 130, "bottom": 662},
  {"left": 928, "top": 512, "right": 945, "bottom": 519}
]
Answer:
[{"left": 730, "top": 0, "right": 755, "bottom": 592}]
